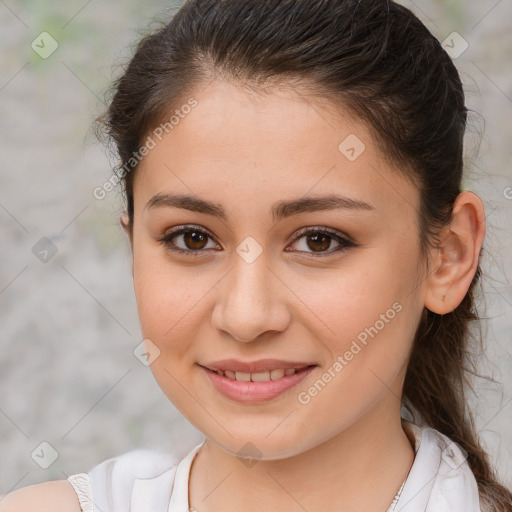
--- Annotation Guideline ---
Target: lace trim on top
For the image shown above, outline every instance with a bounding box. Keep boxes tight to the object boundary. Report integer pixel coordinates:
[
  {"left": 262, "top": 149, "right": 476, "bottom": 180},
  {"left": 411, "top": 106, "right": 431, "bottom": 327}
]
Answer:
[
  {"left": 386, "top": 479, "right": 407, "bottom": 512},
  {"left": 67, "top": 473, "right": 94, "bottom": 512}
]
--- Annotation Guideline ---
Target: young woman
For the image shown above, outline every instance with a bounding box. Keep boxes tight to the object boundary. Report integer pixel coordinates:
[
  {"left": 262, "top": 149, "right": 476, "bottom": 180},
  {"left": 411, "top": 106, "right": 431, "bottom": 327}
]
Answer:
[{"left": 2, "top": 0, "right": 511, "bottom": 511}]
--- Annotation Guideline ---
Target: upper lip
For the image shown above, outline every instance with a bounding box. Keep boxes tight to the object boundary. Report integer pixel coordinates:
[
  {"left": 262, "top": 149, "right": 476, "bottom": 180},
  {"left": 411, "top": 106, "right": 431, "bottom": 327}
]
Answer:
[{"left": 200, "top": 359, "right": 317, "bottom": 373}]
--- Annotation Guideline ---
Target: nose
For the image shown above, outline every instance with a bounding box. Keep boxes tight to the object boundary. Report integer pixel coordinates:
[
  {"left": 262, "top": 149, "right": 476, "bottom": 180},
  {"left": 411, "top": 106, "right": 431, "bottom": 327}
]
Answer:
[{"left": 211, "top": 251, "right": 291, "bottom": 343}]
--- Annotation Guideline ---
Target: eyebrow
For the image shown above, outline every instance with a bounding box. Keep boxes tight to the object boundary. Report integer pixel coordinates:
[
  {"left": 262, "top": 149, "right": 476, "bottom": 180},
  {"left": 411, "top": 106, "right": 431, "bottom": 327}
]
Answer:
[{"left": 145, "top": 193, "right": 375, "bottom": 221}]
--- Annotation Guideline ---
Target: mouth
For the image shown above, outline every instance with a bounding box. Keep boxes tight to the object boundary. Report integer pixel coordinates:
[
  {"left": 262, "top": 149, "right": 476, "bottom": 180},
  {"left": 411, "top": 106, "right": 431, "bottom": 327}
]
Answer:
[
  {"left": 198, "top": 360, "right": 318, "bottom": 403},
  {"left": 200, "top": 359, "right": 316, "bottom": 380},
  {"left": 201, "top": 366, "right": 314, "bottom": 382}
]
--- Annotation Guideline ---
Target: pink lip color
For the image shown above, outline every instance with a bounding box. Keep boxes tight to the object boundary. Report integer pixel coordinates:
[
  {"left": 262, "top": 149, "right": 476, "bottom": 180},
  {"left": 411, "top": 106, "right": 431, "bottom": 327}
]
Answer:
[{"left": 200, "top": 365, "right": 316, "bottom": 403}]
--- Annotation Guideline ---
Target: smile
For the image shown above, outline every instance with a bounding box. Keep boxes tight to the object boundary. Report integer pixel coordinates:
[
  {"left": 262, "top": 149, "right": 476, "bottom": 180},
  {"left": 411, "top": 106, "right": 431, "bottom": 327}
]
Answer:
[
  {"left": 199, "top": 362, "right": 317, "bottom": 403},
  {"left": 213, "top": 368, "right": 300, "bottom": 382}
]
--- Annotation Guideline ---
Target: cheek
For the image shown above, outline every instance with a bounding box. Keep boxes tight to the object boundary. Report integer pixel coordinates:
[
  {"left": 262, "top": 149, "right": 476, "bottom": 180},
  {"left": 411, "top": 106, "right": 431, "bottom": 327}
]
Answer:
[
  {"left": 135, "top": 270, "right": 194, "bottom": 342},
  {"left": 293, "top": 265, "right": 418, "bottom": 432},
  {"left": 132, "top": 246, "right": 215, "bottom": 359},
  {"left": 299, "top": 246, "right": 420, "bottom": 378},
  {"left": 133, "top": 244, "right": 174, "bottom": 332},
  {"left": 300, "top": 250, "right": 412, "bottom": 331},
  {"left": 132, "top": 252, "right": 204, "bottom": 409}
]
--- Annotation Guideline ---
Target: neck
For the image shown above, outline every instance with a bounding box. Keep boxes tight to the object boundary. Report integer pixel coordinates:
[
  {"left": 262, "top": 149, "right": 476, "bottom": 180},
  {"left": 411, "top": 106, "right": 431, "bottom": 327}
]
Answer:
[{"left": 189, "top": 401, "right": 415, "bottom": 512}]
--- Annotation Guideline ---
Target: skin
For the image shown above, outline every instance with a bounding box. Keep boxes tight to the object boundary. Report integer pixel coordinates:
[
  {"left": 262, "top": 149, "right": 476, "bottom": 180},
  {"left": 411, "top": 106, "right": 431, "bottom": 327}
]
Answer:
[{"left": 0, "top": 79, "right": 486, "bottom": 512}]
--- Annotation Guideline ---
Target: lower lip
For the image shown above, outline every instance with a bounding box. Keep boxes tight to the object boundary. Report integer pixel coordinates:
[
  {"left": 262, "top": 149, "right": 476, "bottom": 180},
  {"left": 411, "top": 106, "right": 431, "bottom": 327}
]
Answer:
[{"left": 200, "top": 365, "right": 316, "bottom": 403}]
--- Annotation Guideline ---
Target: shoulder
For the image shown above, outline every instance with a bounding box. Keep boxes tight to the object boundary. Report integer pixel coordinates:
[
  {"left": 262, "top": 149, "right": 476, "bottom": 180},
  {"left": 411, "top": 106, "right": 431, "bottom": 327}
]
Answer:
[
  {"left": 0, "top": 480, "right": 81, "bottom": 512},
  {"left": 0, "top": 447, "right": 187, "bottom": 512}
]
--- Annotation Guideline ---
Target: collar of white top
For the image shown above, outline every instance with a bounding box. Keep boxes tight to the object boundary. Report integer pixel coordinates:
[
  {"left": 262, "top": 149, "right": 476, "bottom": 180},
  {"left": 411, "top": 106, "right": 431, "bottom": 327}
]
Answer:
[
  {"left": 133, "top": 419, "right": 481, "bottom": 512},
  {"left": 167, "top": 438, "right": 206, "bottom": 512}
]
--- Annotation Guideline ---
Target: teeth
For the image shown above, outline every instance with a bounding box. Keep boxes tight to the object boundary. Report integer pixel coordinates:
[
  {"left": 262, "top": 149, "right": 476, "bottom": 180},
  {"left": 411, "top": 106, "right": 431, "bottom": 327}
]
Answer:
[
  {"left": 216, "top": 368, "right": 299, "bottom": 382},
  {"left": 251, "top": 371, "right": 271, "bottom": 382},
  {"left": 270, "top": 368, "right": 285, "bottom": 380}
]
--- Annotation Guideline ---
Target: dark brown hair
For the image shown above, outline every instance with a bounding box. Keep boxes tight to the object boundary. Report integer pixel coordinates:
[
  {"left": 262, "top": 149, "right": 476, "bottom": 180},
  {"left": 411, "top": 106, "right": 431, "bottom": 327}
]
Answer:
[{"left": 96, "top": 0, "right": 512, "bottom": 509}]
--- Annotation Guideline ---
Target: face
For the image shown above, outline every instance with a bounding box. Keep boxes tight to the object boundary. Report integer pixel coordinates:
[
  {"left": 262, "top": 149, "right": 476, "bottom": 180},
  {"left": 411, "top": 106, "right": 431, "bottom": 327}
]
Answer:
[{"left": 127, "top": 79, "right": 428, "bottom": 460}]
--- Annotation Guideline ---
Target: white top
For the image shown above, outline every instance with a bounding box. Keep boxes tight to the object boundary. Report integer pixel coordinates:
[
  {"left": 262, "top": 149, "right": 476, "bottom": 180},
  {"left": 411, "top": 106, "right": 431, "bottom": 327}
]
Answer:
[{"left": 67, "top": 420, "right": 484, "bottom": 512}]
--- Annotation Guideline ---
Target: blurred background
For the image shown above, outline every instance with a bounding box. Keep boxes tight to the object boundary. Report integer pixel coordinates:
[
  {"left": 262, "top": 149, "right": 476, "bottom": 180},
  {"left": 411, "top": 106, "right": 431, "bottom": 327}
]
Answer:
[{"left": 0, "top": 0, "right": 511, "bottom": 495}]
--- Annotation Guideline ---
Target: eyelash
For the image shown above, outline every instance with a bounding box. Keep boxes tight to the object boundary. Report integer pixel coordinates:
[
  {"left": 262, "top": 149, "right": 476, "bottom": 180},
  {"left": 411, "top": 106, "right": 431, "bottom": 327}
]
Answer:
[{"left": 156, "top": 224, "right": 356, "bottom": 258}]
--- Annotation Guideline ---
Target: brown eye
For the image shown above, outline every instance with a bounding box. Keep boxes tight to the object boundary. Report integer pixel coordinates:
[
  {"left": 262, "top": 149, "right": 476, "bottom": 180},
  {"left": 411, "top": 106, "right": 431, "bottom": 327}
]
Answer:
[
  {"left": 158, "top": 225, "right": 219, "bottom": 255},
  {"left": 182, "top": 230, "right": 208, "bottom": 250},
  {"left": 287, "top": 227, "right": 355, "bottom": 256},
  {"left": 305, "top": 232, "right": 332, "bottom": 252}
]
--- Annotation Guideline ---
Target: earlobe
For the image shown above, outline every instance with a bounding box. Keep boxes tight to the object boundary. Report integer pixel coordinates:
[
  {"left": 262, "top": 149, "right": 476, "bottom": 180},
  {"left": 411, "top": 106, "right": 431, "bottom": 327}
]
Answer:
[
  {"left": 119, "top": 212, "right": 134, "bottom": 277},
  {"left": 119, "top": 212, "right": 133, "bottom": 249},
  {"left": 423, "top": 191, "right": 486, "bottom": 314},
  {"left": 120, "top": 212, "right": 130, "bottom": 232}
]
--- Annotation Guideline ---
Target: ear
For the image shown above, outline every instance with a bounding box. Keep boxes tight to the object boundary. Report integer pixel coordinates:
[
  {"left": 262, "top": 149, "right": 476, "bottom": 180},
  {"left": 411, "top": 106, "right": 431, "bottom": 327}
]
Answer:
[
  {"left": 120, "top": 211, "right": 133, "bottom": 252},
  {"left": 424, "top": 191, "right": 486, "bottom": 314}
]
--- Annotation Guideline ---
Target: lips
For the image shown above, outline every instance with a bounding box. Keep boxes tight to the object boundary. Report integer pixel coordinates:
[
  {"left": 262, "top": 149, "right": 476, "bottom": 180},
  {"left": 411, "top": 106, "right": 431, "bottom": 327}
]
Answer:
[{"left": 200, "top": 362, "right": 317, "bottom": 403}]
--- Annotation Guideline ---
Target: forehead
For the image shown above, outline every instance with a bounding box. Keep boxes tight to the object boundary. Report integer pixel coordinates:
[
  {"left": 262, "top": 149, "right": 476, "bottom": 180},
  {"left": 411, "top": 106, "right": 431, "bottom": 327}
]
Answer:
[{"left": 133, "top": 80, "right": 419, "bottom": 222}]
